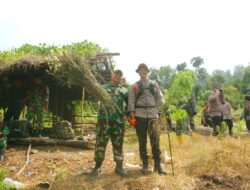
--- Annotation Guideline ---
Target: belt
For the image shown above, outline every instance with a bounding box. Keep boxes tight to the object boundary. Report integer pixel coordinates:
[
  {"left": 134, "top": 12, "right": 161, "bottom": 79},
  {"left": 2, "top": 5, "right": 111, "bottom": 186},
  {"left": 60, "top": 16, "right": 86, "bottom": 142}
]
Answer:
[{"left": 135, "top": 106, "right": 156, "bottom": 108}]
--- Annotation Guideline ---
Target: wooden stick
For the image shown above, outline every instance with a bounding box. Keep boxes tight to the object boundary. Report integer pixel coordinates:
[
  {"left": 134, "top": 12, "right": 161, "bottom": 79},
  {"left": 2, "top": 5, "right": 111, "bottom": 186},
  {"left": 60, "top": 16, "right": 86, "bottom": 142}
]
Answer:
[
  {"left": 16, "top": 144, "right": 32, "bottom": 176},
  {"left": 81, "top": 87, "right": 85, "bottom": 140}
]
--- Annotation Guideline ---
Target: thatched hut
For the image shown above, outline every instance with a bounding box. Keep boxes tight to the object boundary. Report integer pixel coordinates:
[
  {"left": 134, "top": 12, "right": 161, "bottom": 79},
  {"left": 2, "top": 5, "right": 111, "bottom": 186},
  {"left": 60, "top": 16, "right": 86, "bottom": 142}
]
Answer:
[{"left": 0, "top": 52, "right": 117, "bottom": 138}]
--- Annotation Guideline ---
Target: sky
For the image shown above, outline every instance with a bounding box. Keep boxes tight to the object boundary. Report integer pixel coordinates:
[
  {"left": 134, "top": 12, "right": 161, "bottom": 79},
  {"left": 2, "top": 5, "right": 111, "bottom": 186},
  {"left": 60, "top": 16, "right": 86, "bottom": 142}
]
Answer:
[{"left": 1, "top": 0, "right": 250, "bottom": 83}]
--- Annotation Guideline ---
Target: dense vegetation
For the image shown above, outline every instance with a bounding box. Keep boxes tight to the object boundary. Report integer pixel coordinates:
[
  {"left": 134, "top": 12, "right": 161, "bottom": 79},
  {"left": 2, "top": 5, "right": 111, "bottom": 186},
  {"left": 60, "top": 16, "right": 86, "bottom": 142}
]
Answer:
[
  {"left": 1, "top": 43, "right": 250, "bottom": 127},
  {"left": 0, "top": 41, "right": 102, "bottom": 64},
  {"left": 149, "top": 57, "right": 250, "bottom": 111}
]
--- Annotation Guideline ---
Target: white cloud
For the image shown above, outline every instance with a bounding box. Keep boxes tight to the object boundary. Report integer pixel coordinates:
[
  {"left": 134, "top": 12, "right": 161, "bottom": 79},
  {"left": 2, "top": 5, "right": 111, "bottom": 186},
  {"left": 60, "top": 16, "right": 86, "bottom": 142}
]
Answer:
[{"left": 1, "top": 0, "right": 250, "bottom": 83}]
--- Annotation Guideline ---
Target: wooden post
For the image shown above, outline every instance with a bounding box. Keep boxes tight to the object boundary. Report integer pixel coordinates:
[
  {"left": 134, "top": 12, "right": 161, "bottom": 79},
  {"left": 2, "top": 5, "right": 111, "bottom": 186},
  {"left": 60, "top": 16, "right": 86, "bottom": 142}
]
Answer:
[{"left": 81, "top": 87, "right": 85, "bottom": 140}]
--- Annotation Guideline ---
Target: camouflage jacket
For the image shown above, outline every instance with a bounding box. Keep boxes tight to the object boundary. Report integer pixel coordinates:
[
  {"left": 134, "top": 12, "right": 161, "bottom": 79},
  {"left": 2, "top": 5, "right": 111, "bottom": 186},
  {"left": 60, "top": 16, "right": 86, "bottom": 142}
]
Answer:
[{"left": 98, "top": 82, "right": 128, "bottom": 123}]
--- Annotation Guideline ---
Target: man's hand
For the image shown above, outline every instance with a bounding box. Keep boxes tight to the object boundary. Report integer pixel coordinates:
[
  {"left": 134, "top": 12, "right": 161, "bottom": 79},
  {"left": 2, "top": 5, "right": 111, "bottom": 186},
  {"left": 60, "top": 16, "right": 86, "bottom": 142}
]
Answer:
[
  {"left": 130, "top": 112, "right": 135, "bottom": 118},
  {"left": 123, "top": 115, "right": 128, "bottom": 121}
]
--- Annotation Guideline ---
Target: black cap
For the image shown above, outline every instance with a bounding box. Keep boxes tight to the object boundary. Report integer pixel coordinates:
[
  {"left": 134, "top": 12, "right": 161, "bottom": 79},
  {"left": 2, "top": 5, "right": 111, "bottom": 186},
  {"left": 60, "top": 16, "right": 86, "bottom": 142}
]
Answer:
[
  {"left": 114, "top": 69, "right": 123, "bottom": 76},
  {"left": 136, "top": 63, "right": 150, "bottom": 73}
]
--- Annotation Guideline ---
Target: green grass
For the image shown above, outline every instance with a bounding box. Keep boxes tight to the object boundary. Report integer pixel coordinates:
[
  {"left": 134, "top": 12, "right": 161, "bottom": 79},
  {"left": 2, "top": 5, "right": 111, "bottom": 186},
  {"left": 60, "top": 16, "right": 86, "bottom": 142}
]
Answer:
[{"left": 56, "top": 167, "right": 71, "bottom": 180}]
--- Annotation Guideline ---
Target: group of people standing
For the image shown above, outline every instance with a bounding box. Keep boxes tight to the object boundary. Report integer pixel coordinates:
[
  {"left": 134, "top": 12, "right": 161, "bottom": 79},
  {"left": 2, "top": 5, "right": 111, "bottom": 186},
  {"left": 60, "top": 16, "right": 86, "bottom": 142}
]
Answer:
[
  {"left": 201, "top": 89, "right": 233, "bottom": 136},
  {"left": 92, "top": 63, "right": 167, "bottom": 177}
]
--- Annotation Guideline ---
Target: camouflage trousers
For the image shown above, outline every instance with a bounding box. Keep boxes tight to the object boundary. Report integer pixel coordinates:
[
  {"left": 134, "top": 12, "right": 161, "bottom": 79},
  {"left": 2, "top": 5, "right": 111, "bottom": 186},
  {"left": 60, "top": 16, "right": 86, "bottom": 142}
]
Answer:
[
  {"left": 94, "top": 120, "right": 125, "bottom": 164},
  {"left": 26, "top": 96, "right": 45, "bottom": 134}
]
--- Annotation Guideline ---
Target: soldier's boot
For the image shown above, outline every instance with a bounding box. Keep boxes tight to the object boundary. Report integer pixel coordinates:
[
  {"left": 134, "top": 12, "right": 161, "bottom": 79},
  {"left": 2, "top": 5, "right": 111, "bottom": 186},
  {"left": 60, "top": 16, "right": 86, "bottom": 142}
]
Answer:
[
  {"left": 141, "top": 159, "right": 149, "bottom": 174},
  {"left": 0, "top": 150, "right": 4, "bottom": 161},
  {"left": 115, "top": 161, "right": 129, "bottom": 177},
  {"left": 154, "top": 161, "right": 167, "bottom": 175},
  {"left": 91, "top": 162, "right": 102, "bottom": 177}
]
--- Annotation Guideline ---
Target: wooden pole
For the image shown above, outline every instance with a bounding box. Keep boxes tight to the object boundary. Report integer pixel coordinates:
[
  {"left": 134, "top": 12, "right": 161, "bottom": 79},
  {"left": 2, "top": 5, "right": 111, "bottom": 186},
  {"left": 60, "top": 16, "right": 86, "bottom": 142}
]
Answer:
[
  {"left": 81, "top": 87, "right": 85, "bottom": 140},
  {"left": 16, "top": 144, "right": 32, "bottom": 176}
]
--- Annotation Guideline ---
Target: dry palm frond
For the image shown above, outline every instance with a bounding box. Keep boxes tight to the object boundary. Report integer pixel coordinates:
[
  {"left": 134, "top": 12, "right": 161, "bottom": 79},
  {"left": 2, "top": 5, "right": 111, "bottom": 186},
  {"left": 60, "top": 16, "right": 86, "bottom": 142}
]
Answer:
[{"left": 56, "top": 52, "right": 115, "bottom": 109}]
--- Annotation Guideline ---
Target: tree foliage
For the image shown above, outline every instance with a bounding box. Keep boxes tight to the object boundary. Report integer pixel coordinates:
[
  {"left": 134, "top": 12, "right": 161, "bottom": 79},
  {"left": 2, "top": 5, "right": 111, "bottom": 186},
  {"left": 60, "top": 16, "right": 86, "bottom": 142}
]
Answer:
[
  {"left": 190, "top": 56, "right": 204, "bottom": 68},
  {"left": 164, "top": 70, "right": 196, "bottom": 119},
  {"left": 163, "top": 70, "right": 196, "bottom": 134},
  {"left": 149, "top": 66, "right": 175, "bottom": 89},
  {"left": 0, "top": 40, "right": 102, "bottom": 64},
  {"left": 224, "top": 85, "right": 242, "bottom": 109},
  {"left": 176, "top": 62, "right": 187, "bottom": 72},
  {"left": 241, "top": 66, "right": 250, "bottom": 94}
]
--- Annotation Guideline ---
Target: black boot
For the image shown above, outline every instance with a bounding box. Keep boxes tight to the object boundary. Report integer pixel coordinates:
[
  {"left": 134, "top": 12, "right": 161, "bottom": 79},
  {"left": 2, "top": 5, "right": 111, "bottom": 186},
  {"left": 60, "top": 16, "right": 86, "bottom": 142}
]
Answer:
[
  {"left": 142, "top": 159, "right": 149, "bottom": 174},
  {"left": 154, "top": 161, "right": 167, "bottom": 175},
  {"left": 115, "top": 161, "right": 129, "bottom": 177},
  {"left": 229, "top": 130, "right": 233, "bottom": 136},
  {"left": 91, "top": 162, "right": 102, "bottom": 177}
]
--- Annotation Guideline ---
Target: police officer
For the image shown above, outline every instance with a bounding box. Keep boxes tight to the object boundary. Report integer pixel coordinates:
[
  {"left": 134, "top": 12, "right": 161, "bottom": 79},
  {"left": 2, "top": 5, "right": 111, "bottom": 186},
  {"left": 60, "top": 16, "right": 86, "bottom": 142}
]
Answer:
[
  {"left": 208, "top": 89, "right": 223, "bottom": 135},
  {"left": 221, "top": 99, "right": 233, "bottom": 136},
  {"left": 91, "top": 70, "right": 129, "bottom": 177},
  {"left": 128, "top": 63, "right": 167, "bottom": 175},
  {"left": 201, "top": 102, "right": 213, "bottom": 128}
]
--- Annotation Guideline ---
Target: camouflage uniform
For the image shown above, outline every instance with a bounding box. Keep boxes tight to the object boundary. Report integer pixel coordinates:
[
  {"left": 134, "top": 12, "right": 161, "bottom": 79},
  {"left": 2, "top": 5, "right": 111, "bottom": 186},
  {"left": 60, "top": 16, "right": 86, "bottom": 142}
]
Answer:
[
  {"left": 0, "top": 124, "right": 9, "bottom": 161},
  {"left": 26, "top": 85, "right": 49, "bottom": 136},
  {"left": 185, "top": 93, "right": 197, "bottom": 131},
  {"left": 240, "top": 96, "right": 250, "bottom": 133},
  {"left": 94, "top": 82, "right": 128, "bottom": 164}
]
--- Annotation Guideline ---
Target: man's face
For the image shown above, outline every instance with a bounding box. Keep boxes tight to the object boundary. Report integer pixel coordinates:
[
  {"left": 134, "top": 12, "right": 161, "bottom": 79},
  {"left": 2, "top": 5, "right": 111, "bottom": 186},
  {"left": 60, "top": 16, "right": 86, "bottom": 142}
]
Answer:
[
  {"left": 213, "top": 89, "right": 219, "bottom": 95},
  {"left": 111, "top": 73, "right": 122, "bottom": 85},
  {"left": 138, "top": 67, "right": 148, "bottom": 78}
]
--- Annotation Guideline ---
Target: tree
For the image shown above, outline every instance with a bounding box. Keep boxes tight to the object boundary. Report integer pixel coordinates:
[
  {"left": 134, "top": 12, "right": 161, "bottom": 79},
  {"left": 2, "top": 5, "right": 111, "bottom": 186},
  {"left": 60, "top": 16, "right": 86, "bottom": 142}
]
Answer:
[
  {"left": 176, "top": 62, "right": 187, "bottom": 72},
  {"left": 164, "top": 70, "right": 196, "bottom": 135},
  {"left": 194, "top": 67, "right": 209, "bottom": 98},
  {"left": 190, "top": 56, "right": 204, "bottom": 68},
  {"left": 241, "top": 66, "right": 250, "bottom": 94},
  {"left": 149, "top": 68, "right": 160, "bottom": 83},
  {"left": 149, "top": 66, "right": 176, "bottom": 89},
  {"left": 224, "top": 85, "right": 243, "bottom": 109},
  {"left": 208, "top": 70, "right": 229, "bottom": 89},
  {"left": 233, "top": 65, "right": 245, "bottom": 91}
]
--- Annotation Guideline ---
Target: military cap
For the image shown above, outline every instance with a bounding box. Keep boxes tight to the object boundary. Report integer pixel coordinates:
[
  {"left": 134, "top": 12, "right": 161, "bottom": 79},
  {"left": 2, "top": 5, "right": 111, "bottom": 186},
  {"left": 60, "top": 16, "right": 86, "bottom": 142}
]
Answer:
[{"left": 136, "top": 63, "right": 150, "bottom": 73}]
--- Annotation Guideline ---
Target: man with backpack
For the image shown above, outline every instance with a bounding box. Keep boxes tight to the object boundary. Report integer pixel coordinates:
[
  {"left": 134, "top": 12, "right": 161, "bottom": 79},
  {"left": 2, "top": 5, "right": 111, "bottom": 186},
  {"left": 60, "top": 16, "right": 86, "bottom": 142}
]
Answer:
[{"left": 128, "top": 63, "right": 167, "bottom": 175}]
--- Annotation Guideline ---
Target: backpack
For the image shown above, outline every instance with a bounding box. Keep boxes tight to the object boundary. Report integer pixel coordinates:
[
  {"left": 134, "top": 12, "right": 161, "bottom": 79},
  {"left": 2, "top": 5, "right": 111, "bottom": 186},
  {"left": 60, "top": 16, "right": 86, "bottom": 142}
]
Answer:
[{"left": 134, "top": 81, "right": 157, "bottom": 104}]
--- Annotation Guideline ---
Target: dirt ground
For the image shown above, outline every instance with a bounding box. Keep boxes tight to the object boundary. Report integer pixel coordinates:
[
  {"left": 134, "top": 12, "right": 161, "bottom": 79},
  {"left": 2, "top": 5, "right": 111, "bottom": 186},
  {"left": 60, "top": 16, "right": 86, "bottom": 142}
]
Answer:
[{"left": 1, "top": 129, "right": 250, "bottom": 190}]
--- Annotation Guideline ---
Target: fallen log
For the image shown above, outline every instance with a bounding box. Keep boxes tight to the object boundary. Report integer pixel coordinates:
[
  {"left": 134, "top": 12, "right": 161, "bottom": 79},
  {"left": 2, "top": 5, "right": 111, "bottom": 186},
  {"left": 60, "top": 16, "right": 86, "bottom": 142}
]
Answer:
[
  {"left": 194, "top": 125, "right": 250, "bottom": 138},
  {"left": 8, "top": 137, "right": 94, "bottom": 149},
  {"left": 194, "top": 126, "right": 213, "bottom": 136}
]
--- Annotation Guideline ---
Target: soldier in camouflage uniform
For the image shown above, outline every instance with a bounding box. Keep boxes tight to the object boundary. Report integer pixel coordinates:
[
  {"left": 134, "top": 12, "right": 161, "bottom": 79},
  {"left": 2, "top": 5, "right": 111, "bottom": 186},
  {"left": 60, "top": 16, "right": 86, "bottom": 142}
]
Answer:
[
  {"left": 26, "top": 78, "right": 49, "bottom": 137},
  {"left": 240, "top": 95, "right": 250, "bottom": 133},
  {"left": 185, "top": 92, "right": 197, "bottom": 131},
  {"left": 91, "top": 70, "right": 129, "bottom": 177},
  {"left": 0, "top": 117, "right": 9, "bottom": 161}
]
